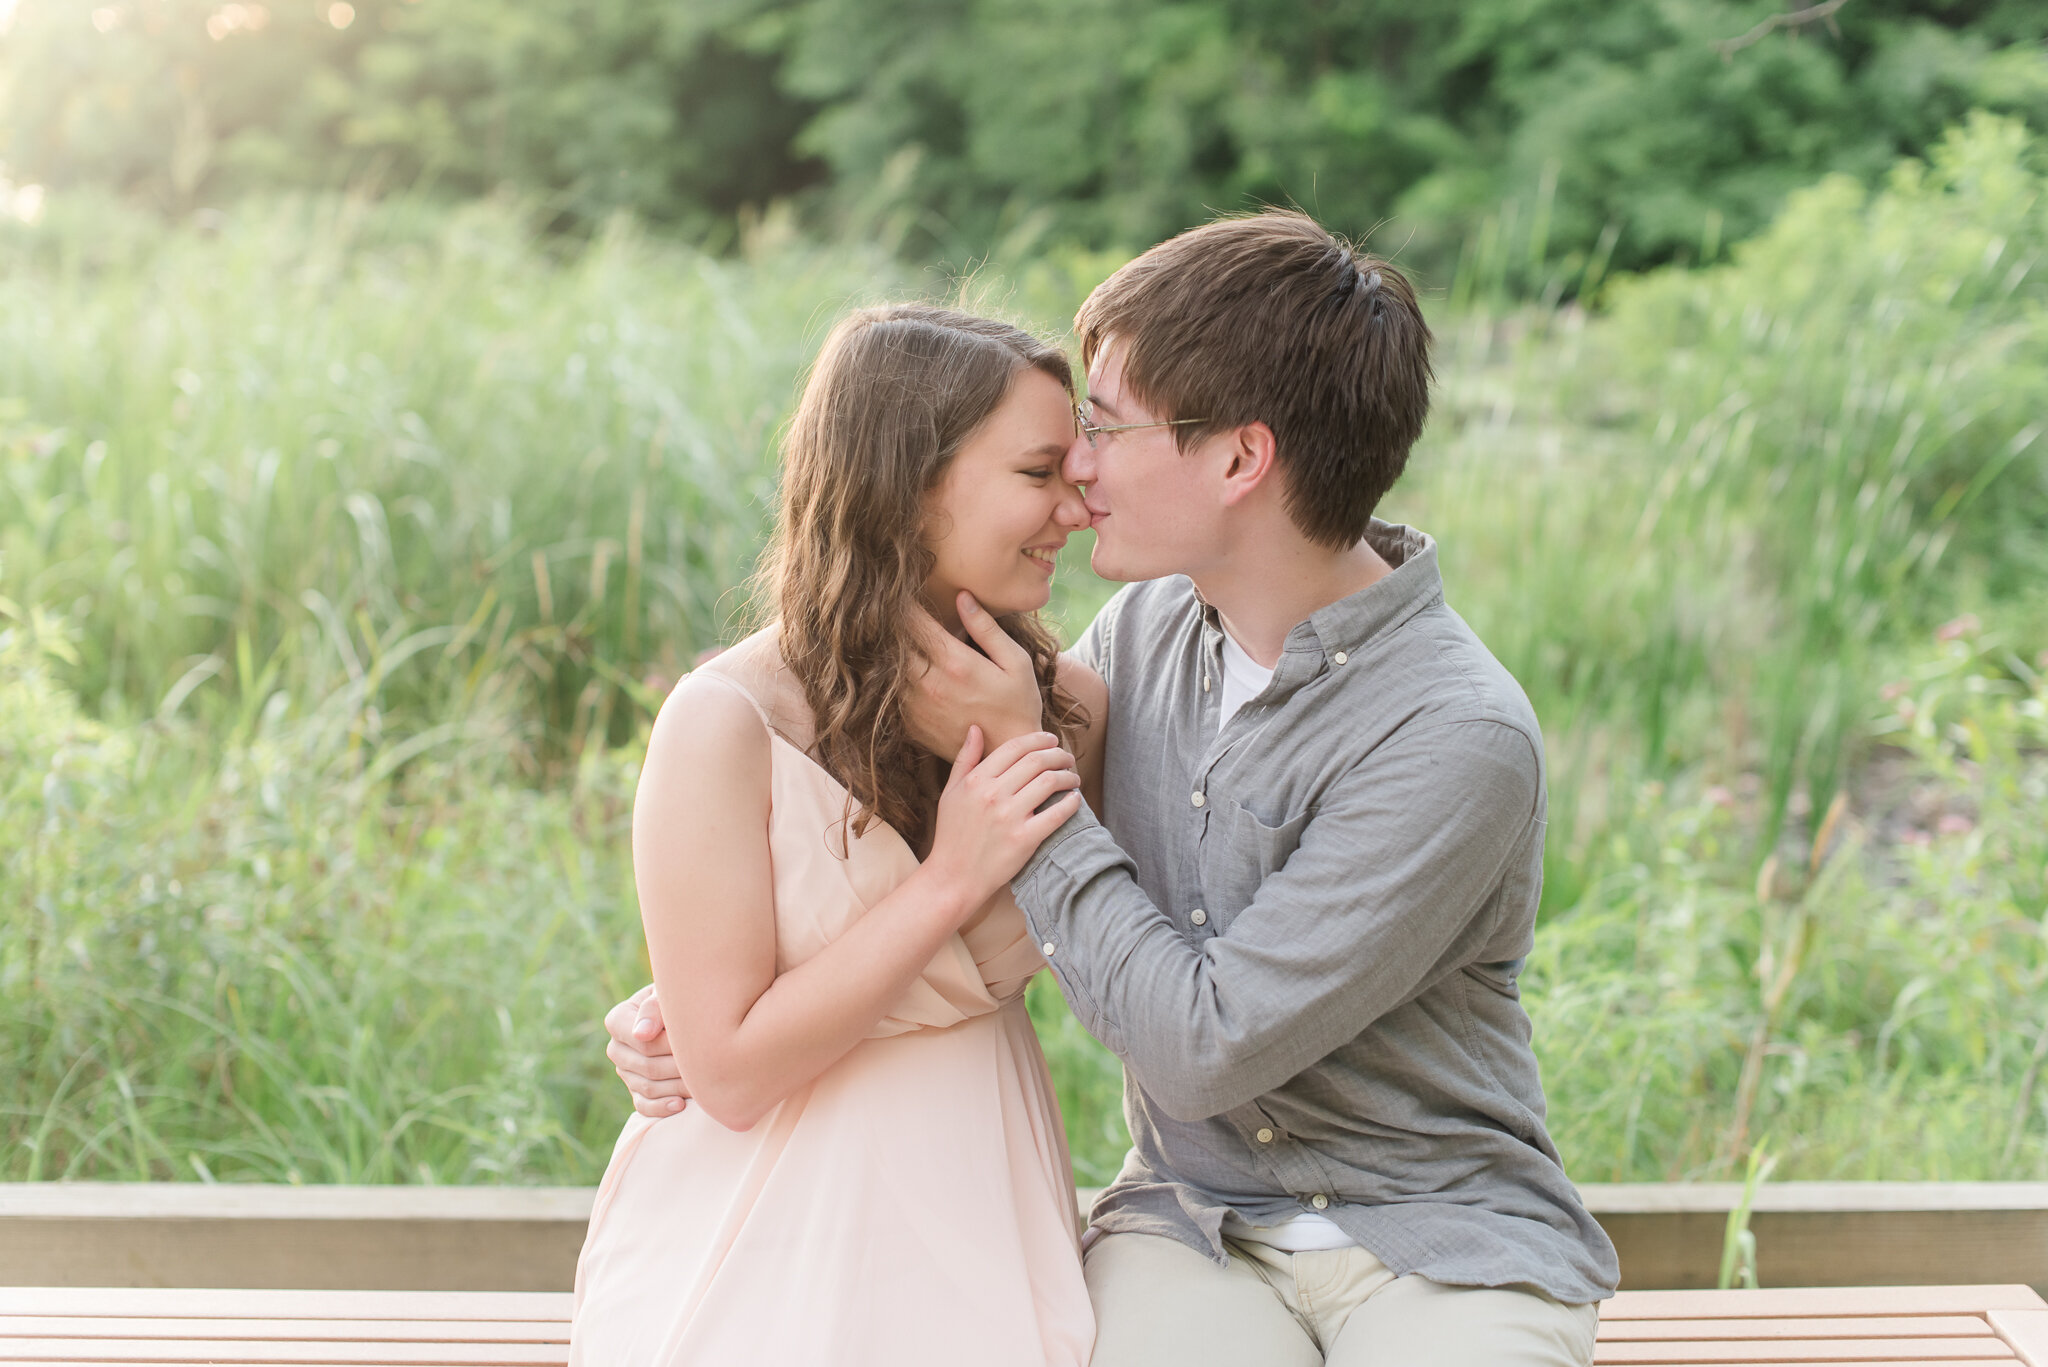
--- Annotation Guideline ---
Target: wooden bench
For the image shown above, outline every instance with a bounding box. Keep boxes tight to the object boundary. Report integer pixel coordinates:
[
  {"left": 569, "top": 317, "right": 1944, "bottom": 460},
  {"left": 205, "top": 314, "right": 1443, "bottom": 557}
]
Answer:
[
  {"left": 1597, "top": 1286, "right": 2048, "bottom": 1365},
  {"left": 0, "top": 1288, "right": 572, "bottom": 1364},
  {"left": 3, "top": 1284, "right": 2044, "bottom": 1365}
]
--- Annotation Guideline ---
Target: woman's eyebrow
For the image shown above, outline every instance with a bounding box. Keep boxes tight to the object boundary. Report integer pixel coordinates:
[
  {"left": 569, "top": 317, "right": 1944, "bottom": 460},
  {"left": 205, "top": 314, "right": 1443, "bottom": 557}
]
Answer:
[{"left": 1018, "top": 442, "right": 1068, "bottom": 461}]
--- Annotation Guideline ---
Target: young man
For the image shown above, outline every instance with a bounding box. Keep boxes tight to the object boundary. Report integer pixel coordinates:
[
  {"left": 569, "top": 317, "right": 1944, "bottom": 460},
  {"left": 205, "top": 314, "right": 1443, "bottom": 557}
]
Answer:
[{"left": 607, "top": 211, "right": 1618, "bottom": 1365}]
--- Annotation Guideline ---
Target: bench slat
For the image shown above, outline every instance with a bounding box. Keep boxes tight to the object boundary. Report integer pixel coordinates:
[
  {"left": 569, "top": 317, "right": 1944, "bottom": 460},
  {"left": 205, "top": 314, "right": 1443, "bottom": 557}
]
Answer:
[
  {"left": 1989, "top": 1311, "right": 2048, "bottom": 1367},
  {"left": 0, "top": 1339, "right": 568, "bottom": 1365},
  {"left": 0, "top": 1284, "right": 2034, "bottom": 1365},
  {"left": 1606, "top": 1290, "right": 2048, "bottom": 1321},
  {"left": 0, "top": 1319, "right": 568, "bottom": 1344},
  {"left": 0, "top": 1291, "right": 570, "bottom": 1322},
  {"left": 1602, "top": 1318, "right": 1996, "bottom": 1341},
  {"left": 1595, "top": 1340, "right": 2012, "bottom": 1363}
]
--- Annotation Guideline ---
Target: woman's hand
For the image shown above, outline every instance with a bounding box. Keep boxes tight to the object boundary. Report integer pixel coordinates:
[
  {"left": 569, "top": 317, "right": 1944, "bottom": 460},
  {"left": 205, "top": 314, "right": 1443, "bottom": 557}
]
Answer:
[
  {"left": 604, "top": 984, "right": 690, "bottom": 1117},
  {"left": 904, "top": 593, "right": 1046, "bottom": 759},
  {"left": 923, "top": 724, "right": 1082, "bottom": 912}
]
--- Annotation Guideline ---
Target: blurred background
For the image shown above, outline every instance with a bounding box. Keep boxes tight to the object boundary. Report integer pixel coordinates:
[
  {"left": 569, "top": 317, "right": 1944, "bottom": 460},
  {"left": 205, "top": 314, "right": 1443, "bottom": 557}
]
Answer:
[{"left": 2, "top": 0, "right": 2045, "bottom": 1194}]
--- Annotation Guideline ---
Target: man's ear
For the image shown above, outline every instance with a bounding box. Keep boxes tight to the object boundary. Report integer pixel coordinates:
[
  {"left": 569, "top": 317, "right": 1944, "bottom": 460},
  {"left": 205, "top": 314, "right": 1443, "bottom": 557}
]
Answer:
[{"left": 1218, "top": 422, "right": 1279, "bottom": 508}]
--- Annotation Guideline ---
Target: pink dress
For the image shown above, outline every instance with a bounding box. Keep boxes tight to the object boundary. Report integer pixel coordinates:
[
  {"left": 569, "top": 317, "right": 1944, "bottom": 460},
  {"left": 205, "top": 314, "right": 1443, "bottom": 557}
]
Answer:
[{"left": 570, "top": 640, "right": 1094, "bottom": 1366}]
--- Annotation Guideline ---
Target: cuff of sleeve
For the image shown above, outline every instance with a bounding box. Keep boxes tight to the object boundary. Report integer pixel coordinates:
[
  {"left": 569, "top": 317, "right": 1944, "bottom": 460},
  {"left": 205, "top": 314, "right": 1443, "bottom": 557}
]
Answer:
[
  {"left": 1015, "top": 796, "right": 1100, "bottom": 887},
  {"left": 1012, "top": 804, "right": 1134, "bottom": 1057}
]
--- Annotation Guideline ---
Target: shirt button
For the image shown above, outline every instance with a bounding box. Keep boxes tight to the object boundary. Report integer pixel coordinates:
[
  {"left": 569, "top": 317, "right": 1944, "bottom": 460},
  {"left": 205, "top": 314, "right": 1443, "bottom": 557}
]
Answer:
[
  {"left": 1040, "top": 942, "right": 1056, "bottom": 958},
  {"left": 1332, "top": 651, "right": 1349, "bottom": 666},
  {"left": 1310, "top": 1194, "right": 1330, "bottom": 1211},
  {"left": 1191, "top": 791, "right": 1205, "bottom": 808},
  {"left": 1190, "top": 908, "right": 1208, "bottom": 927},
  {"left": 1255, "top": 1127, "right": 1274, "bottom": 1144}
]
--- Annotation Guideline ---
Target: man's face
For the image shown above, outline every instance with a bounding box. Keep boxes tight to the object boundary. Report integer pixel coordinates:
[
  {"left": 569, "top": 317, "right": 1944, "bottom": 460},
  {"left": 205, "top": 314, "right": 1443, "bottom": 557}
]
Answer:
[{"left": 1062, "top": 341, "right": 1222, "bottom": 584}]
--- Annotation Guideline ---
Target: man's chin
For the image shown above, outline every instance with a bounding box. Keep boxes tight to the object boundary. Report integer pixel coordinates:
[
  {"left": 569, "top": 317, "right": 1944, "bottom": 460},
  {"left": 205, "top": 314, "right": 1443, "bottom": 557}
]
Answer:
[{"left": 1087, "top": 543, "right": 1140, "bottom": 584}]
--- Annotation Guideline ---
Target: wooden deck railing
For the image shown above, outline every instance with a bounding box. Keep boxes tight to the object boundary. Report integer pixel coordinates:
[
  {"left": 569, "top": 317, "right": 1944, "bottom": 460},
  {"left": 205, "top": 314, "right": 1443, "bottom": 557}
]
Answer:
[{"left": 3, "top": 1182, "right": 2045, "bottom": 1294}]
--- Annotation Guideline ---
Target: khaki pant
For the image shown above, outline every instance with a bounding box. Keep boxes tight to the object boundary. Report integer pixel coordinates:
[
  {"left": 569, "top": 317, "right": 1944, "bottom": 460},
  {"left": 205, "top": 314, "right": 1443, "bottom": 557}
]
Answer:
[{"left": 1084, "top": 1232, "right": 1598, "bottom": 1367}]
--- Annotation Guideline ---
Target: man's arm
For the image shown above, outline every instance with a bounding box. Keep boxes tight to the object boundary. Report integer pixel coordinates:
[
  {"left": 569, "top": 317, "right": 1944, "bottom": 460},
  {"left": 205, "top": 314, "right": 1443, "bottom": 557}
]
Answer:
[{"left": 1015, "top": 719, "right": 1540, "bottom": 1122}]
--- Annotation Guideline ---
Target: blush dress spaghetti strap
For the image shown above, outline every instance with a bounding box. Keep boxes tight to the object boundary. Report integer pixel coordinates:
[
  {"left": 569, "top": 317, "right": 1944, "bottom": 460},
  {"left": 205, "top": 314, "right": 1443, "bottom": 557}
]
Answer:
[{"left": 569, "top": 630, "right": 1093, "bottom": 1367}]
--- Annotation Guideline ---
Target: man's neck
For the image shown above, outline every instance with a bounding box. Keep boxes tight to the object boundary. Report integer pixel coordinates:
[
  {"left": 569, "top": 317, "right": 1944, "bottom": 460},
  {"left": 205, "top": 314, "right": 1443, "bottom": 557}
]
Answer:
[{"left": 1197, "top": 536, "right": 1392, "bottom": 669}]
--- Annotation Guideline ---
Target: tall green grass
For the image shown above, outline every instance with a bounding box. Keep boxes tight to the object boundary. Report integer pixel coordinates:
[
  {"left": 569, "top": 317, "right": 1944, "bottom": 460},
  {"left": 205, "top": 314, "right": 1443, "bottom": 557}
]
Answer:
[
  {"left": 1, "top": 612, "right": 647, "bottom": 1181},
  {"left": 0, "top": 195, "right": 916, "bottom": 762},
  {"left": 1525, "top": 626, "right": 2048, "bottom": 1181},
  {"left": 1411, "top": 114, "right": 2048, "bottom": 892},
  {"left": 4, "top": 118, "right": 2045, "bottom": 1187}
]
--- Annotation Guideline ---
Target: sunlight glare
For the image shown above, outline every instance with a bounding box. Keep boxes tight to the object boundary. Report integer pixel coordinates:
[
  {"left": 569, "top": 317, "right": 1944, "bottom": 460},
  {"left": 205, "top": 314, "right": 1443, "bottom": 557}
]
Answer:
[
  {"left": 2, "top": 180, "right": 46, "bottom": 225},
  {"left": 205, "top": 3, "right": 267, "bottom": 39},
  {"left": 326, "top": 1, "right": 353, "bottom": 28}
]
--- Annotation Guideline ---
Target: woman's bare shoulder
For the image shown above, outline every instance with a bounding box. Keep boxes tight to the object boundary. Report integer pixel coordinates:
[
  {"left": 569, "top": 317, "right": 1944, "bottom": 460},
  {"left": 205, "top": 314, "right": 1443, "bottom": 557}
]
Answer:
[
  {"left": 642, "top": 670, "right": 773, "bottom": 792},
  {"left": 1057, "top": 653, "right": 1109, "bottom": 816},
  {"left": 1056, "top": 652, "right": 1108, "bottom": 723}
]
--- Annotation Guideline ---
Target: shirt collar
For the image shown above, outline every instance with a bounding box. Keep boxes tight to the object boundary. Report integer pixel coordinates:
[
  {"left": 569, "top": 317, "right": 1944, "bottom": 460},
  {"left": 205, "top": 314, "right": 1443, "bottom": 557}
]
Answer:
[
  {"left": 1301, "top": 518, "right": 1441, "bottom": 659},
  {"left": 1195, "top": 518, "right": 1443, "bottom": 696}
]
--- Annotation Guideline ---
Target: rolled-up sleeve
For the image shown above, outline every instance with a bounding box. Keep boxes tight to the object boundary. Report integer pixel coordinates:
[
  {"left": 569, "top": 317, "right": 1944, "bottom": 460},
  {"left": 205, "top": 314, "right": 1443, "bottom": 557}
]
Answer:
[
  {"left": 1066, "top": 588, "right": 1119, "bottom": 678},
  {"left": 1013, "top": 719, "right": 1540, "bottom": 1121}
]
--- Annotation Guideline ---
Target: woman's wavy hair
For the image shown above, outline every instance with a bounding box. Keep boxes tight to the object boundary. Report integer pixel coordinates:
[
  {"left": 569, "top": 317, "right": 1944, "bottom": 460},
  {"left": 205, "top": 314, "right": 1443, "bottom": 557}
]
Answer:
[{"left": 756, "top": 303, "right": 1088, "bottom": 854}]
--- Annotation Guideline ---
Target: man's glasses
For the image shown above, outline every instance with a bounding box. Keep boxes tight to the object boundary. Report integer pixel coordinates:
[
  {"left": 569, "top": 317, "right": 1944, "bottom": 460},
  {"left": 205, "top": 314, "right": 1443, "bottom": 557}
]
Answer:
[{"left": 1074, "top": 402, "right": 1209, "bottom": 448}]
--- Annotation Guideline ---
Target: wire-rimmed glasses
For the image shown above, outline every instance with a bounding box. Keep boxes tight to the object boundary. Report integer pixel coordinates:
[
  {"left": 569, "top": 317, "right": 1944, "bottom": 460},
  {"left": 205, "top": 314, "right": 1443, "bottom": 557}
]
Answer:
[{"left": 1073, "top": 402, "right": 1209, "bottom": 447}]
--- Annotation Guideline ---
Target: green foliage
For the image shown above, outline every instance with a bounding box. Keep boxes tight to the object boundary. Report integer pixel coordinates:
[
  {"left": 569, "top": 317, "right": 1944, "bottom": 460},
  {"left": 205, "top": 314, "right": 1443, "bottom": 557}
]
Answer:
[
  {"left": 1415, "top": 114, "right": 2048, "bottom": 856},
  {"left": 0, "top": 611, "right": 651, "bottom": 1181},
  {"left": 6, "top": 0, "right": 2044, "bottom": 272},
  {"left": 1028, "top": 972, "right": 1128, "bottom": 1186},
  {"left": 0, "top": 0, "right": 820, "bottom": 227},
  {"left": 782, "top": 0, "right": 2048, "bottom": 273},
  {"left": 0, "top": 195, "right": 911, "bottom": 755},
  {"left": 3, "top": 122, "right": 2046, "bottom": 1186},
  {"left": 1527, "top": 623, "right": 2048, "bottom": 1182}
]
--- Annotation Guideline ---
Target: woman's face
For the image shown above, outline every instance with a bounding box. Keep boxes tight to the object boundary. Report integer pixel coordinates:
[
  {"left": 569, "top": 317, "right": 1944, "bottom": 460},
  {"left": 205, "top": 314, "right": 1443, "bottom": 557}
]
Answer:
[{"left": 923, "top": 366, "right": 1090, "bottom": 623}]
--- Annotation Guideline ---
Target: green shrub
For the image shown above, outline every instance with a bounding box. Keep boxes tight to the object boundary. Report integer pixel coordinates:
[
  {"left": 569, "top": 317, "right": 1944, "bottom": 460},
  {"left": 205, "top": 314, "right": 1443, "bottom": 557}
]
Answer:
[{"left": 10, "top": 0, "right": 2045, "bottom": 274}]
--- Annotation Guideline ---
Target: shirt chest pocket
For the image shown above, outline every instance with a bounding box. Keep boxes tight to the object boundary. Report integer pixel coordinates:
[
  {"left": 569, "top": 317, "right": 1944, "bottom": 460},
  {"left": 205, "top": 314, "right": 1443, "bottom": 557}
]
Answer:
[{"left": 1196, "top": 799, "right": 1314, "bottom": 929}]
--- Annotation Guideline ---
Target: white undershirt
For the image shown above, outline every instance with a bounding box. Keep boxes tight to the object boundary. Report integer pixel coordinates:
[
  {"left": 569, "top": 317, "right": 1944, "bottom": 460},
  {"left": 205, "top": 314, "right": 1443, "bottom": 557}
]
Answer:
[
  {"left": 1210, "top": 625, "right": 1354, "bottom": 1253},
  {"left": 1216, "top": 627, "right": 1274, "bottom": 732}
]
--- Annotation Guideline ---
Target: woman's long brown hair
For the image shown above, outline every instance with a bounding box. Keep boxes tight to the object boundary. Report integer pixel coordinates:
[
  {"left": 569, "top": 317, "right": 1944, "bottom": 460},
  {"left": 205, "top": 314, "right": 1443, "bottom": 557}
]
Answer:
[{"left": 756, "top": 304, "right": 1087, "bottom": 854}]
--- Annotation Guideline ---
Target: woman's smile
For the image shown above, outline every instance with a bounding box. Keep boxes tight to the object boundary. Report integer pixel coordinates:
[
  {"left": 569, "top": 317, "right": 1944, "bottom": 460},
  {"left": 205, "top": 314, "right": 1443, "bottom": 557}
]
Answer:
[{"left": 923, "top": 367, "right": 1090, "bottom": 617}]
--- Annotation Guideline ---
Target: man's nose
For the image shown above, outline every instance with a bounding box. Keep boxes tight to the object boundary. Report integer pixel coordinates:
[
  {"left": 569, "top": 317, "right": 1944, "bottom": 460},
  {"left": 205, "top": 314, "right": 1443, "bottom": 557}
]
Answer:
[{"left": 1052, "top": 476, "right": 1089, "bottom": 529}]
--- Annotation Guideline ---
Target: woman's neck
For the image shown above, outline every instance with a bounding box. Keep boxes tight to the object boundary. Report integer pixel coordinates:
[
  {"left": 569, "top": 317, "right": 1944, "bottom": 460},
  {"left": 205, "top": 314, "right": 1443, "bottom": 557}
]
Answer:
[{"left": 919, "top": 586, "right": 973, "bottom": 640}]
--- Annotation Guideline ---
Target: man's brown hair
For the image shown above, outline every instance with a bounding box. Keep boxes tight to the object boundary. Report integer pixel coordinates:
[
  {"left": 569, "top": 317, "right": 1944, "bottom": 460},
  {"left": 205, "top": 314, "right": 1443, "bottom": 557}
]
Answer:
[{"left": 1075, "top": 210, "right": 1433, "bottom": 549}]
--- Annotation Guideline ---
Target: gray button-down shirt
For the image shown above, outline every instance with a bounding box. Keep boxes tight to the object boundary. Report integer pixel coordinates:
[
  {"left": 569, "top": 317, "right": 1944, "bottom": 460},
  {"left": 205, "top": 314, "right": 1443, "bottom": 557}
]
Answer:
[{"left": 1015, "top": 519, "right": 1619, "bottom": 1305}]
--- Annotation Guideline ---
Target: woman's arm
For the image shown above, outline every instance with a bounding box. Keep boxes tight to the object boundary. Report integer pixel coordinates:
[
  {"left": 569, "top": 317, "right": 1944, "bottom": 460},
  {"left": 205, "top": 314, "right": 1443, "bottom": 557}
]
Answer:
[
  {"left": 1058, "top": 653, "right": 1109, "bottom": 818},
  {"left": 633, "top": 677, "right": 1080, "bottom": 1131}
]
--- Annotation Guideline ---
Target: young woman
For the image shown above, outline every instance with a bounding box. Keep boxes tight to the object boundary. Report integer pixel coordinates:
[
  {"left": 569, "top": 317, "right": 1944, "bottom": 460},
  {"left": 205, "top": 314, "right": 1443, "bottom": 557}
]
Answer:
[{"left": 569, "top": 305, "right": 1104, "bottom": 1365}]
